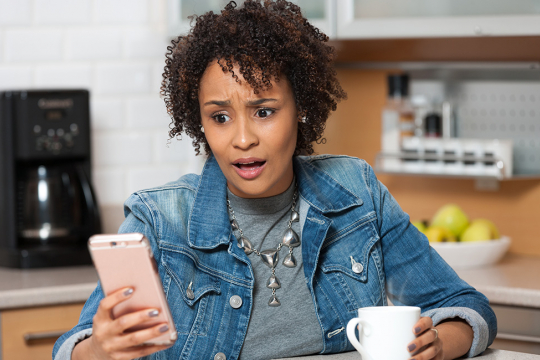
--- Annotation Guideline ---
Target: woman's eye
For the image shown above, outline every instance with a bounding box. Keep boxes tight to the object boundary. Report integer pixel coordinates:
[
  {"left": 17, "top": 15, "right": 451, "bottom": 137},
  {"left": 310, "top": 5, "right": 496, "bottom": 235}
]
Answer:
[
  {"left": 213, "top": 113, "right": 230, "bottom": 123},
  {"left": 256, "top": 108, "right": 274, "bottom": 118}
]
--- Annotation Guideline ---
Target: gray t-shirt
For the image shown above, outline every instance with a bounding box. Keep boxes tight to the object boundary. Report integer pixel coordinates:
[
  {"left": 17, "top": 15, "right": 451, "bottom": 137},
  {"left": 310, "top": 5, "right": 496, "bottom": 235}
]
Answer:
[{"left": 227, "top": 181, "right": 323, "bottom": 360}]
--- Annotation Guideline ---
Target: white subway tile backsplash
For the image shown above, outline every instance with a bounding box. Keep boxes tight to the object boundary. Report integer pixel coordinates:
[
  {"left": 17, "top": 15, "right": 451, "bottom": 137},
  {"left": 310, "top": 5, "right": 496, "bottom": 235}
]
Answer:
[
  {"left": 126, "top": 166, "right": 187, "bottom": 196},
  {"left": 91, "top": 99, "right": 124, "bottom": 130},
  {"left": 5, "top": 29, "right": 64, "bottom": 63},
  {"left": 0, "top": 0, "right": 31, "bottom": 25},
  {"left": 148, "top": 0, "right": 167, "bottom": 27},
  {"left": 0, "top": 0, "right": 191, "bottom": 209},
  {"left": 93, "top": 168, "right": 126, "bottom": 205},
  {"left": 94, "top": 0, "right": 149, "bottom": 24},
  {"left": 189, "top": 155, "right": 206, "bottom": 175},
  {"left": 96, "top": 63, "right": 151, "bottom": 94},
  {"left": 154, "top": 132, "right": 198, "bottom": 164},
  {"left": 126, "top": 97, "right": 170, "bottom": 128},
  {"left": 0, "top": 32, "right": 3, "bottom": 62},
  {"left": 125, "top": 28, "right": 168, "bottom": 59},
  {"left": 35, "top": 64, "right": 92, "bottom": 88},
  {"left": 93, "top": 132, "right": 153, "bottom": 166},
  {"left": 66, "top": 28, "right": 123, "bottom": 61},
  {"left": 0, "top": 66, "right": 33, "bottom": 90},
  {"left": 35, "top": 0, "right": 92, "bottom": 25}
]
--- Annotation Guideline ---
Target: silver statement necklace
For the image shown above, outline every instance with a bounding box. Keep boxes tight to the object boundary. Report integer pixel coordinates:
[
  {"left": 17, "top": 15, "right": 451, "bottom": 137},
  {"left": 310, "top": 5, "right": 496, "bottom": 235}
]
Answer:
[{"left": 226, "top": 187, "right": 300, "bottom": 307}]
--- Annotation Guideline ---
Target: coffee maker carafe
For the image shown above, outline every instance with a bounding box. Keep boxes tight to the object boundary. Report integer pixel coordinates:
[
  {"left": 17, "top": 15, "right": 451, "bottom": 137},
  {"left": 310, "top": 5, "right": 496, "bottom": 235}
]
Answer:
[{"left": 0, "top": 90, "right": 101, "bottom": 268}]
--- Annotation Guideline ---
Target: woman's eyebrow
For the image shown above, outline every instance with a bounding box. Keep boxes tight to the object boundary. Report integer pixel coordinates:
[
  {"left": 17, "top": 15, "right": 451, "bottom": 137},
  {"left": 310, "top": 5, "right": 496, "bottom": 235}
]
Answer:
[
  {"left": 203, "top": 98, "right": 278, "bottom": 107},
  {"left": 203, "top": 100, "right": 231, "bottom": 106},
  {"left": 246, "top": 98, "right": 278, "bottom": 106}
]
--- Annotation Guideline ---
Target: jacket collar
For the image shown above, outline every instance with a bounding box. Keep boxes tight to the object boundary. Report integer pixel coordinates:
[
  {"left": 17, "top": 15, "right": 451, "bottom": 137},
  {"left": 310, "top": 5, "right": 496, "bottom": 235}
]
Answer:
[
  {"left": 188, "top": 155, "right": 231, "bottom": 249},
  {"left": 293, "top": 156, "right": 363, "bottom": 213},
  {"left": 187, "top": 155, "right": 363, "bottom": 249}
]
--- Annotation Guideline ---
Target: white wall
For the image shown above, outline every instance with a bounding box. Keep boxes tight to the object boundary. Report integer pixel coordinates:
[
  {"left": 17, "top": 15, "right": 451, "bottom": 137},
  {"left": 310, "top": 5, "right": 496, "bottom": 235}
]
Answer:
[{"left": 0, "top": 0, "right": 205, "bottom": 231}]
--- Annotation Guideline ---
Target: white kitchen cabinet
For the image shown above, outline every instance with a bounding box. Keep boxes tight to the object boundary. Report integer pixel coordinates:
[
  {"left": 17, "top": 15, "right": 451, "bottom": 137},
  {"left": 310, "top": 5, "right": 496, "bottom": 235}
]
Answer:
[
  {"left": 295, "top": 0, "right": 335, "bottom": 39},
  {"left": 336, "top": 0, "right": 540, "bottom": 39},
  {"left": 491, "top": 304, "right": 540, "bottom": 355},
  {"left": 168, "top": 0, "right": 335, "bottom": 38}
]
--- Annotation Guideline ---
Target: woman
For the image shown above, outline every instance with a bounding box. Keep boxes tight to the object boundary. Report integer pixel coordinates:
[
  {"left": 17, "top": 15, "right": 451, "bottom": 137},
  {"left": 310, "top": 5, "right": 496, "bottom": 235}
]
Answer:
[{"left": 54, "top": 1, "right": 496, "bottom": 359}]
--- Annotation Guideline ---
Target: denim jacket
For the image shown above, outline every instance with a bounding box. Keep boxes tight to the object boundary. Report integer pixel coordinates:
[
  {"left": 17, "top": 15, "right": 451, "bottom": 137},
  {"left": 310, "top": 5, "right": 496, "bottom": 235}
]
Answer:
[{"left": 54, "top": 154, "right": 497, "bottom": 360}]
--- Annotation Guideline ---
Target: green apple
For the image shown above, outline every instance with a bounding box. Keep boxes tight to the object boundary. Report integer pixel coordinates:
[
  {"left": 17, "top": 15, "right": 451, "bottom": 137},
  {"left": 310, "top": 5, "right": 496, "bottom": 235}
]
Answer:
[
  {"left": 411, "top": 220, "right": 427, "bottom": 233},
  {"left": 461, "top": 219, "right": 499, "bottom": 242},
  {"left": 424, "top": 226, "right": 457, "bottom": 243},
  {"left": 470, "top": 219, "right": 500, "bottom": 239},
  {"left": 431, "top": 204, "right": 469, "bottom": 238}
]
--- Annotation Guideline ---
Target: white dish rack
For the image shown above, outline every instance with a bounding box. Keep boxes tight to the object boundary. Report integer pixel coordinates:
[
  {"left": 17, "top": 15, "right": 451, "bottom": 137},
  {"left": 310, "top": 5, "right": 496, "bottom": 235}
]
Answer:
[{"left": 376, "top": 137, "right": 513, "bottom": 179}]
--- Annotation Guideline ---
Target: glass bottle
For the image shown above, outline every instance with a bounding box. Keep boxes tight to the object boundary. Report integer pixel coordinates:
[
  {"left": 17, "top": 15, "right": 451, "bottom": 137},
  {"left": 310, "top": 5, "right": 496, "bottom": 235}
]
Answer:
[{"left": 381, "top": 74, "right": 415, "bottom": 170}]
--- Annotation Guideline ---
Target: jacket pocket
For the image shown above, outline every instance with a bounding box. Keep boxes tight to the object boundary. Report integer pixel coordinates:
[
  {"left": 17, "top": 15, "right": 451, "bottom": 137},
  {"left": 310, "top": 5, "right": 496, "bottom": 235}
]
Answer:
[
  {"left": 160, "top": 244, "right": 221, "bottom": 336},
  {"left": 319, "top": 212, "right": 384, "bottom": 311}
]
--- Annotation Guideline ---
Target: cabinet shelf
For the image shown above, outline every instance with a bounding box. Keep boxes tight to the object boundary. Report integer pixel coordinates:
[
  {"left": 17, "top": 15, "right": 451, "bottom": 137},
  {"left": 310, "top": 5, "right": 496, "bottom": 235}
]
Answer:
[
  {"left": 374, "top": 151, "right": 540, "bottom": 189},
  {"left": 375, "top": 168, "right": 540, "bottom": 181}
]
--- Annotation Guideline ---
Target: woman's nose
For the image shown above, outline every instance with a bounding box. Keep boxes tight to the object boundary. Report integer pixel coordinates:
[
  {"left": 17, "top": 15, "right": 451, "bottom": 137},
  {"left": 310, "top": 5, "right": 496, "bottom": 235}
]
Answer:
[{"left": 232, "top": 115, "right": 258, "bottom": 150}]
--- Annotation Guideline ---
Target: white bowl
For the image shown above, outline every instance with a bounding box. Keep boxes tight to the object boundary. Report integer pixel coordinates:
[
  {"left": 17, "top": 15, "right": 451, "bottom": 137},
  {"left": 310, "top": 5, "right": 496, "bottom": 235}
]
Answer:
[{"left": 430, "top": 236, "right": 511, "bottom": 270}]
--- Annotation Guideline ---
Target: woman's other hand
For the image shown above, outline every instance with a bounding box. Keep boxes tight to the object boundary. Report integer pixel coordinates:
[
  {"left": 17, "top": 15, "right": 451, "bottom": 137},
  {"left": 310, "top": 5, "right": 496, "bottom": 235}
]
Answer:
[
  {"left": 407, "top": 317, "right": 443, "bottom": 359},
  {"left": 407, "top": 316, "right": 474, "bottom": 360},
  {"left": 72, "top": 287, "right": 172, "bottom": 360}
]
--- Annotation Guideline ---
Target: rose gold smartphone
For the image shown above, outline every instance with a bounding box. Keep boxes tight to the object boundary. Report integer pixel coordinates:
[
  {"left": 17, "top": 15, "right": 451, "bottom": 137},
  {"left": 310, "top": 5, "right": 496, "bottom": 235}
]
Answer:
[{"left": 88, "top": 233, "right": 177, "bottom": 346}]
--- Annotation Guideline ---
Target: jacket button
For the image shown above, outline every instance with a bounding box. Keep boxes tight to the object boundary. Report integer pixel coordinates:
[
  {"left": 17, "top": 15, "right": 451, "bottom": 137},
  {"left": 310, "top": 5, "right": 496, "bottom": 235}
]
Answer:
[
  {"left": 352, "top": 262, "right": 364, "bottom": 274},
  {"left": 214, "top": 352, "right": 226, "bottom": 360},
  {"left": 186, "top": 281, "right": 195, "bottom": 300},
  {"left": 229, "top": 295, "right": 243, "bottom": 309}
]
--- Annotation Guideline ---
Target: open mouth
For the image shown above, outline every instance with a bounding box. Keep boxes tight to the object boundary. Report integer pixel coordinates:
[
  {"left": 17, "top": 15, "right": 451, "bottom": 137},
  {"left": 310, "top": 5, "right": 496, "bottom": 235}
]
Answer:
[
  {"left": 233, "top": 160, "right": 266, "bottom": 171},
  {"left": 232, "top": 158, "right": 267, "bottom": 179}
]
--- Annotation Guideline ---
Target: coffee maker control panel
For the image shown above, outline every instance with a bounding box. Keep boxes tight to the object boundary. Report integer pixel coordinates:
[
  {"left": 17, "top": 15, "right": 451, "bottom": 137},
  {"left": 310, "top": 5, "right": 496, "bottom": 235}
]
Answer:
[
  {"left": 33, "top": 122, "right": 80, "bottom": 154},
  {"left": 10, "top": 90, "right": 91, "bottom": 160}
]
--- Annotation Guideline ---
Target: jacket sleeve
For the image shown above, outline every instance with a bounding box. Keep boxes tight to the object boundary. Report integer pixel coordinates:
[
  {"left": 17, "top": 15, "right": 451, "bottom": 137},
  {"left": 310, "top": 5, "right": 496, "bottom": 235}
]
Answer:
[
  {"left": 363, "top": 162, "right": 497, "bottom": 357},
  {"left": 52, "top": 192, "right": 161, "bottom": 359}
]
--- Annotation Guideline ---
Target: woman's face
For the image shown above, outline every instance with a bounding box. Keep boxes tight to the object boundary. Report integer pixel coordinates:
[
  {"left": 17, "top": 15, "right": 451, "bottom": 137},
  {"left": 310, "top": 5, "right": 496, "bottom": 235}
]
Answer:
[{"left": 199, "top": 61, "right": 298, "bottom": 198}]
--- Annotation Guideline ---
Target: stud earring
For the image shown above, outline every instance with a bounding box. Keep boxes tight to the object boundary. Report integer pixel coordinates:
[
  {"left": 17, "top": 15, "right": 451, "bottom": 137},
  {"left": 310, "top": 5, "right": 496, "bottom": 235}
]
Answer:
[
  {"left": 301, "top": 116, "right": 307, "bottom": 123},
  {"left": 201, "top": 126, "right": 205, "bottom": 133}
]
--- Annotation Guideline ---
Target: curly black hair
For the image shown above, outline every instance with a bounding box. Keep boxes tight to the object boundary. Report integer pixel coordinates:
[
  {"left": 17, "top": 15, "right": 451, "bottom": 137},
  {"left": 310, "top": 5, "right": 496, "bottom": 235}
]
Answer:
[{"left": 161, "top": 0, "right": 346, "bottom": 155}]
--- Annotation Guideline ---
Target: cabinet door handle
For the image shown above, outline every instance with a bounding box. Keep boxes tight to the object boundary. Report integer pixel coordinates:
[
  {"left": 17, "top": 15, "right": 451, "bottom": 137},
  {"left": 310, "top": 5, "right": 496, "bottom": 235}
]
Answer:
[
  {"left": 24, "top": 330, "right": 68, "bottom": 343},
  {"left": 497, "top": 332, "right": 540, "bottom": 344}
]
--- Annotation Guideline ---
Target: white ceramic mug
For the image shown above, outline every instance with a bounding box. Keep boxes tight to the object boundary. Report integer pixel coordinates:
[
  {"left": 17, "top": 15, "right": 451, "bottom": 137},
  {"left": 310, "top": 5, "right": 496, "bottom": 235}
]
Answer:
[{"left": 346, "top": 306, "right": 421, "bottom": 360}]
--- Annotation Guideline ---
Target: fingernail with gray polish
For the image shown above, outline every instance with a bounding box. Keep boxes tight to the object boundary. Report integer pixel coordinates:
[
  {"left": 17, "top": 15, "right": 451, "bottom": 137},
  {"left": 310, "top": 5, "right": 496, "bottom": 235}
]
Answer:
[
  {"left": 415, "top": 326, "right": 421, "bottom": 334},
  {"left": 408, "top": 343, "right": 417, "bottom": 352},
  {"left": 159, "top": 325, "right": 169, "bottom": 333},
  {"left": 148, "top": 310, "right": 159, "bottom": 317},
  {"left": 123, "top": 288, "right": 133, "bottom": 296}
]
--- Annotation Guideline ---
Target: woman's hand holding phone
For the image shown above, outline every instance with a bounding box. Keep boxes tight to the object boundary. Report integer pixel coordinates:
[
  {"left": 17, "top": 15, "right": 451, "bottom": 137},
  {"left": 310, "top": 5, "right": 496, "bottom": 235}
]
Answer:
[{"left": 72, "top": 287, "right": 172, "bottom": 360}]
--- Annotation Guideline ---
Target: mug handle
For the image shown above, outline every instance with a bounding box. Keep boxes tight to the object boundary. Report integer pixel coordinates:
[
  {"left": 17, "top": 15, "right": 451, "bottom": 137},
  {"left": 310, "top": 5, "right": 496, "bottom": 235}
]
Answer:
[{"left": 346, "top": 318, "right": 374, "bottom": 360}]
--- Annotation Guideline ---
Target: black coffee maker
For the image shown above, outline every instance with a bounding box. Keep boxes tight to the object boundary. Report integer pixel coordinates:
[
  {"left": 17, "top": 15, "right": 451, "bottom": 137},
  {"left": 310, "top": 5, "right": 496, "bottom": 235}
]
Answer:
[{"left": 0, "top": 90, "right": 101, "bottom": 268}]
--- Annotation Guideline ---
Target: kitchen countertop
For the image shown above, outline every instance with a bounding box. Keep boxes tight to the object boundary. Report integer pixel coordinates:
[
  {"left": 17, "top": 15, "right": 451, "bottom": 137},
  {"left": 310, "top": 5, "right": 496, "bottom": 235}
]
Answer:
[
  {"left": 0, "top": 253, "right": 538, "bottom": 310},
  {"left": 0, "top": 265, "right": 97, "bottom": 309},
  {"left": 276, "top": 349, "right": 540, "bottom": 359},
  {"left": 456, "top": 254, "right": 540, "bottom": 308}
]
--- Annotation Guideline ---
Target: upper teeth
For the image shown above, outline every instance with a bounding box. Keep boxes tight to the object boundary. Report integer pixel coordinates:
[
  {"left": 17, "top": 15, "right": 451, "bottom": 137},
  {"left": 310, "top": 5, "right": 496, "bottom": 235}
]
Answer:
[{"left": 239, "top": 161, "right": 256, "bottom": 164}]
